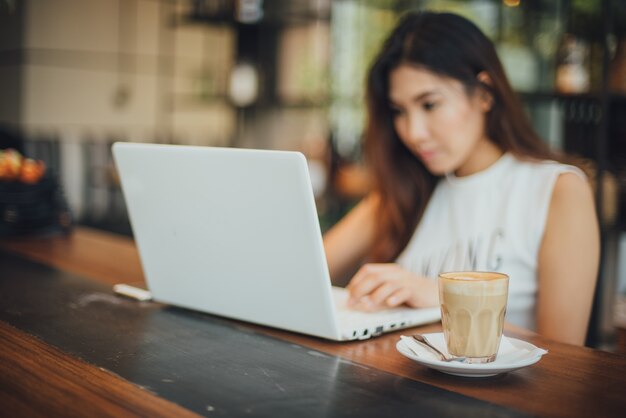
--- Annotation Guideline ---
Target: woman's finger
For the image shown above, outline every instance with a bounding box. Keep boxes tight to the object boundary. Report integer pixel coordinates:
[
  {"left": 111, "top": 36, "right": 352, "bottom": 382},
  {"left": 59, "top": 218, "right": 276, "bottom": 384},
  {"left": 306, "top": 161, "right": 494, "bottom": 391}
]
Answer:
[
  {"left": 385, "top": 287, "right": 413, "bottom": 307},
  {"left": 369, "top": 280, "right": 403, "bottom": 306},
  {"left": 346, "top": 263, "right": 399, "bottom": 289},
  {"left": 347, "top": 274, "right": 385, "bottom": 306}
]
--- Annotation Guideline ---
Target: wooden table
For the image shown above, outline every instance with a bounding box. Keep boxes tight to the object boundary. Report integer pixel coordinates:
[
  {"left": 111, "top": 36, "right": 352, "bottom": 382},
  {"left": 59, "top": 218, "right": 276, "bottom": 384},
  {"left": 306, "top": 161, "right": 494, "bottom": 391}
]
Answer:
[{"left": 1, "top": 227, "right": 625, "bottom": 418}]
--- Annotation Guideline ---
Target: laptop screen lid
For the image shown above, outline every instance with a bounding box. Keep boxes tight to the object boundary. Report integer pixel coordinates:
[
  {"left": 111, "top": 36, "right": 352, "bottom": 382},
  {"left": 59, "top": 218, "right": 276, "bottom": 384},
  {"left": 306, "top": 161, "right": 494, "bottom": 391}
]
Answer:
[{"left": 112, "top": 142, "right": 342, "bottom": 340}]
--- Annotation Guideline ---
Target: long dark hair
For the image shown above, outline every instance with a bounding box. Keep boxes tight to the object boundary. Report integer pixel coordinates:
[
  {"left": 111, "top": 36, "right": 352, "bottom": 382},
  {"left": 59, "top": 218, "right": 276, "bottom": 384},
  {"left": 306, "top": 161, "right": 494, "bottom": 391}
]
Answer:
[{"left": 365, "top": 11, "right": 561, "bottom": 262}]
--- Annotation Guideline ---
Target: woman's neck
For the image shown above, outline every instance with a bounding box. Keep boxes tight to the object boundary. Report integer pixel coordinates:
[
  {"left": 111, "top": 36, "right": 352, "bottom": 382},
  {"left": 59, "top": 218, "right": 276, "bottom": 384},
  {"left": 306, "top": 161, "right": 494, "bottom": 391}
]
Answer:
[{"left": 454, "top": 139, "right": 503, "bottom": 177}]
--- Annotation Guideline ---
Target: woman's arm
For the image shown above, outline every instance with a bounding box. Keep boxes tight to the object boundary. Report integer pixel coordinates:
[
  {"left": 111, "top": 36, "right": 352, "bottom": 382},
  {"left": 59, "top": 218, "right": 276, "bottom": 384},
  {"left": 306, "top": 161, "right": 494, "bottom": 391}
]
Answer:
[
  {"left": 537, "top": 172, "right": 600, "bottom": 346},
  {"left": 323, "top": 193, "right": 378, "bottom": 285},
  {"left": 324, "top": 193, "right": 438, "bottom": 308}
]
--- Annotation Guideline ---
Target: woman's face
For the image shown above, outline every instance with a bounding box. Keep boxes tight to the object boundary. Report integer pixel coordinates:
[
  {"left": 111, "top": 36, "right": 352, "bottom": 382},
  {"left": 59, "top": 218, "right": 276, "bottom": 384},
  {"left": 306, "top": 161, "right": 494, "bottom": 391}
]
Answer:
[{"left": 388, "top": 64, "right": 499, "bottom": 176}]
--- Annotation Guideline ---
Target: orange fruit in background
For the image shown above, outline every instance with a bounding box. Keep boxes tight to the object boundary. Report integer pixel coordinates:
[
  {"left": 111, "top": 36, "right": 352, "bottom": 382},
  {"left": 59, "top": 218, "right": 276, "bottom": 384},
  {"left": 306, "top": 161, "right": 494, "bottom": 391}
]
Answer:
[
  {"left": 0, "top": 149, "right": 23, "bottom": 180},
  {"left": 0, "top": 149, "right": 47, "bottom": 183},
  {"left": 20, "top": 159, "right": 46, "bottom": 184}
]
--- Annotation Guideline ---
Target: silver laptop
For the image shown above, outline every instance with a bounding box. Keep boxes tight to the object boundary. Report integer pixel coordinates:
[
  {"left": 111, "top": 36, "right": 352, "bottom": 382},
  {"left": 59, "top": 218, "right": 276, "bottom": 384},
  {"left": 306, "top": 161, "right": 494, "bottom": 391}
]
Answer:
[{"left": 112, "top": 142, "right": 440, "bottom": 341}]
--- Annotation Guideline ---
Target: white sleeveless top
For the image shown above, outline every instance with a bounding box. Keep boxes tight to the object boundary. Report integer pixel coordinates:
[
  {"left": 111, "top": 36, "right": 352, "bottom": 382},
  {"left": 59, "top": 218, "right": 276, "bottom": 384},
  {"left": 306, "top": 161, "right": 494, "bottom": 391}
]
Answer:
[{"left": 395, "top": 153, "right": 584, "bottom": 330}]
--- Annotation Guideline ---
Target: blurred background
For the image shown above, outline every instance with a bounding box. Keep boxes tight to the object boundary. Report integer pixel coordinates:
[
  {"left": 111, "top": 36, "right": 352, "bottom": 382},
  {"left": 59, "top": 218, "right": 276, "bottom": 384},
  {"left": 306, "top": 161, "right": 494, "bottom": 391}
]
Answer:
[{"left": 1, "top": 0, "right": 625, "bottom": 350}]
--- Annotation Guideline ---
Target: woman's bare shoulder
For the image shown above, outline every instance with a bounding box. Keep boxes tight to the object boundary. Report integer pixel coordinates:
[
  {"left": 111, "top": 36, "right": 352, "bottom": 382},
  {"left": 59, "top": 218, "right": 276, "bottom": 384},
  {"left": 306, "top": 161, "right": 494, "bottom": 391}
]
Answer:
[{"left": 551, "top": 171, "right": 594, "bottom": 208}]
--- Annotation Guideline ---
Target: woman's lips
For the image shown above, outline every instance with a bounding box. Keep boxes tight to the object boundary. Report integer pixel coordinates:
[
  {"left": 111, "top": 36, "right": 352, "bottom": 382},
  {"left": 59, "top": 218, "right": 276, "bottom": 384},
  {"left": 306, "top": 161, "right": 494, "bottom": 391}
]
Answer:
[{"left": 418, "top": 149, "right": 438, "bottom": 162}]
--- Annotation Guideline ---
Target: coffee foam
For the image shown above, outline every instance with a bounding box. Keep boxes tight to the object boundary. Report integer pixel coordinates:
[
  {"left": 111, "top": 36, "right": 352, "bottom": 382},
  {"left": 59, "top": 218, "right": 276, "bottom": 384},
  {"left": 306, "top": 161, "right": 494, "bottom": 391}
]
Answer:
[
  {"left": 440, "top": 272, "right": 508, "bottom": 281},
  {"left": 440, "top": 273, "right": 508, "bottom": 296}
]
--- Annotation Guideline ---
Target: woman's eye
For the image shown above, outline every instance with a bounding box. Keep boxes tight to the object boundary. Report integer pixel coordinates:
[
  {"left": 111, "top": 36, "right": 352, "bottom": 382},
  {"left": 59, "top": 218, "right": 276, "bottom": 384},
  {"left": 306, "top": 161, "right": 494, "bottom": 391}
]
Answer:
[{"left": 423, "top": 101, "right": 437, "bottom": 111}]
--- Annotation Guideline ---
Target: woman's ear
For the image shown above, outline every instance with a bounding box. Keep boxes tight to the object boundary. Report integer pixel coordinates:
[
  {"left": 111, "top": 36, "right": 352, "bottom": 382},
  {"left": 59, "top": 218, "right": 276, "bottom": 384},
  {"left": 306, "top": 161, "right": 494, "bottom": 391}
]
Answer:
[
  {"left": 476, "top": 71, "right": 494, "bottom": 112},
  {"left": 477, "top": 71, "right": 492, "bottom": 85}
]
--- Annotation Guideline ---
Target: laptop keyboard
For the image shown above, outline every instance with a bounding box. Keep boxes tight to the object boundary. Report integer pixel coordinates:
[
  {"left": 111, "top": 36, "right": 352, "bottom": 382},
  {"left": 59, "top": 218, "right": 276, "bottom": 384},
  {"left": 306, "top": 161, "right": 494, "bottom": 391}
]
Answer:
[
  {"left": 336, "top": 305, "right": 412, "bottom": 327},
  {"left": 332, "top": 286, "right": 440, "bottom": 340}
]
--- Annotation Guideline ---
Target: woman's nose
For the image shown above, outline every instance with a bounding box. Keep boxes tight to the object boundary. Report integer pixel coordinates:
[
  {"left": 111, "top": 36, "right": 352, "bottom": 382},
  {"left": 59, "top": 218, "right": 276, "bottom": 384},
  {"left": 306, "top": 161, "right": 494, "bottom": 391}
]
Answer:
[{"left": 403, "top": 113, "right": 429, "bottom": 144}]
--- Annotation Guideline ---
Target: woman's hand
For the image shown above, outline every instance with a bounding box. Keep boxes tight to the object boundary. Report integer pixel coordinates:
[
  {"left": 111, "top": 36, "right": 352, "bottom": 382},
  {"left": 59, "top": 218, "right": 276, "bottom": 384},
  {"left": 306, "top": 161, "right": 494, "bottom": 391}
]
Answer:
[{"left": 345, "top": 263, "right": 438, "bottom": 311}]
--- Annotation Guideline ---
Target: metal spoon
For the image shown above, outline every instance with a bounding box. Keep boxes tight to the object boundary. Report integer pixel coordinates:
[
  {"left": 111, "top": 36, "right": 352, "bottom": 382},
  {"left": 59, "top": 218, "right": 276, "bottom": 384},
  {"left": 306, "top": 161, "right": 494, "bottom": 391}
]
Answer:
[{"left": 411, "top": 334, "right": 467, "bottom": 363}]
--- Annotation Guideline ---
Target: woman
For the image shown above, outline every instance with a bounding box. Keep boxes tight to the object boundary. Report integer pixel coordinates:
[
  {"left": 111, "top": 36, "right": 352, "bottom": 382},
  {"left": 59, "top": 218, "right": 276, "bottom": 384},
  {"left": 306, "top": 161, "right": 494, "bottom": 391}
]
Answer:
[{"left": 323, "top": 11, "right": 599, "bottom": 346}]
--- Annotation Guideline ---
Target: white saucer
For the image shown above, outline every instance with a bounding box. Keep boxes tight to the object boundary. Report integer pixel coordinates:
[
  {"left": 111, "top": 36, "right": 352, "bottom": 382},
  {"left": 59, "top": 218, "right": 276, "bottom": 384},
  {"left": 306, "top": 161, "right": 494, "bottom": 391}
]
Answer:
[{"left": 396, "top": 333, "right": 547, "bottom": 377}]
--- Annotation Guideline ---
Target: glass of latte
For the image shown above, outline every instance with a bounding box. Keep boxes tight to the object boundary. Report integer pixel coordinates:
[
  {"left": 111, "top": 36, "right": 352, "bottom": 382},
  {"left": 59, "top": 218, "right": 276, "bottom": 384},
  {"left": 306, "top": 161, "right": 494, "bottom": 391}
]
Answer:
[{"left": 438, "top": 271, "right": 509, "bottom": 364}]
